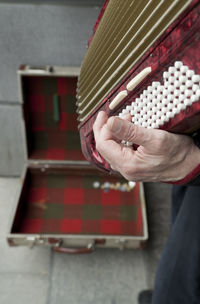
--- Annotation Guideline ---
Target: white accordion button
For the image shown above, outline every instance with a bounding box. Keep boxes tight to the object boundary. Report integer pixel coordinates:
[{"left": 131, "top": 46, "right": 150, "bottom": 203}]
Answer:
[
  {"left": 169, "top": 76, "right": 175, "bottom": 83},
  {"left": 174, "top": 71, "right": 181, "bottom": 78},
  {"left": 192, "top": 84, "right": 199, "bottom": 92},
  {"left": 152, "top": 81, "right": 160, "bottom": 88},
  {"left": 173, "top": 98, "right": 179, "bottom": 105},
  {"left": 109, "top": 90, "right": 128, "bottom": 110},
  {"left": 163, "top": 72, "right": 169, "bottom": 79},
  {"left": 126, "top": 105, "right": 132, "bottom": 111},
  {"left": 174, "top": 80, "right": 181, "bottom": 88},
  {"left": 180, "top": 85, "right": 186, "bottom": 92},
  {"left": 168, "top": 67, "right": 176, "bottom": 74},
  {"left": 185, "top": 99, "right": 192, "bottom": 106},
  {"left": 126, "top": 67, "right": 152, "bottom": 91},
  {"left": 185, "top": 90, "right": 192, "bottom": 97},
  {"left": 152, "top": 90, "right": 158, "bottom": 96},
  {"left": 192, "top": 75, "right": 200, "bottom": 83},
  {"left": 174, "top": 90, "right": 180, "bottom": 97},
  {"left": 147, "top": 86, "right": 153, "bottom": 93},
  {"left": 174, "top": 61, "right": 183, "bottom": 68},
  {"left": 178, "top": 94, "right": 185, "bottom": 102},
  {"left": 122, "top": 108, "right": 129, "bottom": 115},
  {"left": 191, "top": 95, "right": 199, "bottom": 102},
  {"left": 186, "top": 70, "right": 194, "bottom": 78},
  {"left": 196, "top": 89, "right": 200, "bottom": 98},
  {"left": 179, "top": 76, "right": 187, "bottom": 83},
  {"left": 180, "top": 65, "right": 189, "bottom": 73}
]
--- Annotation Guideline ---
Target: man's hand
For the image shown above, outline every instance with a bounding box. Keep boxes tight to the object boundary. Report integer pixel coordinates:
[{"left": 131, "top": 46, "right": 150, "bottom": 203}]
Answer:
[{"left": 93, "top": 111, "right": 200, "bottom": 182}]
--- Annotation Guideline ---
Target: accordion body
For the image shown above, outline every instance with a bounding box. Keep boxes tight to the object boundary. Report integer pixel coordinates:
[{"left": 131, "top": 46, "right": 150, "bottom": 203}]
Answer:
[{"left": 77, "top": 0, "right": 200, "bottom": 179}]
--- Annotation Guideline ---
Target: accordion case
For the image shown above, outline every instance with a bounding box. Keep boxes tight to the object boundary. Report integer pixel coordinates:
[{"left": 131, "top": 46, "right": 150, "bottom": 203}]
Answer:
[
  {"left": 77, "top": 0, "right": 200, "bottom": 184},
  {"left": 7, "top": 66, "right": 148, "bottom": 252}
]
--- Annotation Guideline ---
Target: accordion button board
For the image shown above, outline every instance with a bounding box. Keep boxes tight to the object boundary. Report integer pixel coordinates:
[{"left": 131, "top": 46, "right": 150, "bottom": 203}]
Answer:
[{"left": 118, "top": 61, "right": 200, "bottom": 131}]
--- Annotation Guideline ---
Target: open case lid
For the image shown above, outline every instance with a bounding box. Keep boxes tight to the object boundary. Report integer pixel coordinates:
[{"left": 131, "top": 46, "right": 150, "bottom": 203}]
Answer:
[{"left": 18, "top": 65, "right": 86, "bottom": 163}]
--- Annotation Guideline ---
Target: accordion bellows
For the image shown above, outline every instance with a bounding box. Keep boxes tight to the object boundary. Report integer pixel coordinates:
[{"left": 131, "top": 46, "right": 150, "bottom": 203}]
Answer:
[{"left": 77, "top": 0, "right": 200, "bottom": 184}]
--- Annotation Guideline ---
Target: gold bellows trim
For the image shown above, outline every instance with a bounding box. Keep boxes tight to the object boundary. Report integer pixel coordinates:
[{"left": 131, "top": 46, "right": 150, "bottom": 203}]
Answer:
[{"left": 77, "top": 0, "right": 192, "bottom": 122}]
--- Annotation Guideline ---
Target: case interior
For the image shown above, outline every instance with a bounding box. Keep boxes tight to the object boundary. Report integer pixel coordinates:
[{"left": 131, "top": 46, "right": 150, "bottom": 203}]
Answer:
[
  {"left": 10, "top": 71, "right": 145, "bottom": 240},
  {"left": 11, "top": 167, "right": 143, "bottom": 236}
]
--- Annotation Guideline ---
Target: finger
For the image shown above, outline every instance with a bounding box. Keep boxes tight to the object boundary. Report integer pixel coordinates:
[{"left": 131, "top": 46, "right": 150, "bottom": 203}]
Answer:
[
  {"left": 96, "top": 137, "right": 123, "bottom": 164},
  {"left": 106, "top": 116, "right": 155, "bottom": 147},
  {"left": 110, "top": 164, "right": 118, "bottom": 171},
  {"left": 121, "top": 113, "right": 132, "bottom": 122},
  {"left": 93, "top": 111, "right": 108, "bottom": 134},
  {"left": 96, "top": 138, "right": 135, "bottom": 171}
]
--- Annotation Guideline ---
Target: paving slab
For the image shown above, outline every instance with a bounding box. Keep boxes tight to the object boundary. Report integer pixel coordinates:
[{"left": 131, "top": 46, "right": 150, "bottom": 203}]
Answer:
[
  {"left": 0, "top": 3, "right": 100, "bottom": 103},
  {"left": 50, "top": 248, "right": 147, "bottom": 304},
  {"left": 0, "top": 273, "right": 48, "bottom": 304},
  {"left": 0, "top": 177, "right": 21, "bottom": 235},
  {"left": 0, "top": 238, "right": 50, "bottom": 275},
  {"left": 143, "top": 182, "right": 171, "bottom": 288},
  {"left": 0, "top": 105, "right": 26, "bottom": 176}
]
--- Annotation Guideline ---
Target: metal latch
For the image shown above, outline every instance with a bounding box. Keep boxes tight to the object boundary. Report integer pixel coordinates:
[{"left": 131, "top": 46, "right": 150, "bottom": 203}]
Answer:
[
  {"left": 26, "top": 236, "right": 36, "bottom": 248},
  {"left": 115, "top": 238, "right": 127, "bottom": 250},
  {"left": 26, "top": 236, "right": 45, "bottom": 248},
  {"left": 25, "top": 65, "right": 54, "bottom": 73}
]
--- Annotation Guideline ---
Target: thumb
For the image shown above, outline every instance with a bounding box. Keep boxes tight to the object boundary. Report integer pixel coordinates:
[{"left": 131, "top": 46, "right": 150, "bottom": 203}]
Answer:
[
  {"left": 106, "top": 116, "right": 154, "bottom": 146},
  {"left": 93, "top": 111, "right": 108, "bottom": 133}
]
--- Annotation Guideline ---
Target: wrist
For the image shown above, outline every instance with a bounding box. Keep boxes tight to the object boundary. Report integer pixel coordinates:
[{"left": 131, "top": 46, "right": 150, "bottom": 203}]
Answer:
[
  {"left": 169, "top": 142, "right": 200, "bottom": 185},
  {"left": 187, "top": 143, "right": 200, "bottom": 168}
]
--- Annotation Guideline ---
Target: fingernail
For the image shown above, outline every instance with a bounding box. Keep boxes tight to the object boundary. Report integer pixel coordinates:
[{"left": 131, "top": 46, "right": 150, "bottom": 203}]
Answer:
[
  {"left": 98, "top": 111, "right": 107, "bottom": 119},
  {"left": 97, "top": 111, "right": 103, "bottom": 118}
]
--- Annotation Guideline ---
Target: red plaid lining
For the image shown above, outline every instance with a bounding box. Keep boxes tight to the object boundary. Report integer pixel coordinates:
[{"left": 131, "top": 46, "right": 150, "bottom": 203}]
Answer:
[
  {"left": 101, "top": 220, "right": 121, "bottom": 235},
  {"left": 46, "top": 149, "right": 65, "bottom": 160},
  {"left": 101, "top": 190, "right": 121, "bottom": 206},
  {"left": 20, "top": 219, "right": 43, "bottom": 233},
  {"left": 64, "top": 188, "right": 84, "bottom": 205},
  {"left": 61, "top": 219, "right": 82, "bottom": 233},
  {"left": 28, "top": 188, "right": 47, "bottom": 204},
  {"left": 16, "top": 171, "right": 144, "bottom": 237},
  {"left": 57, "top": 77, "right": 67, "bottom": 96},
  {"left": 23, "top": 76, "right": 85, "bottom": 161}
]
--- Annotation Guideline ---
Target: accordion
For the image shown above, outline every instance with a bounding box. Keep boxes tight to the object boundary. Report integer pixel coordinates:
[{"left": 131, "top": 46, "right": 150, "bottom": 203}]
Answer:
[{"left": 77, "top": 0, "right": 200, "bottom": 181}]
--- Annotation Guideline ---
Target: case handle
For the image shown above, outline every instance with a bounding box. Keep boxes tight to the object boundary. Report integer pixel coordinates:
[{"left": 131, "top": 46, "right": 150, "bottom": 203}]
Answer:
[
  {"left": 53, "top": 242, "right": 95, "bottom": 254},
  {"left": 53, "top": 94, "right": 60, "bottom": 122}
]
